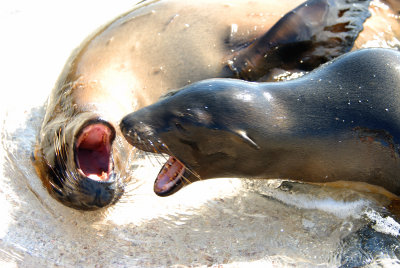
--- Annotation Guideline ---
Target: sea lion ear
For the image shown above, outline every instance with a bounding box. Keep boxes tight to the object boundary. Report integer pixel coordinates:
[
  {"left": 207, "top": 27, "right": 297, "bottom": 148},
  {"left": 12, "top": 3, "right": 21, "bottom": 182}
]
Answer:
[
  {"left": 225, "top": 0, "right": 371, "bottom": 81},
  {"left": 231, "top": 130, "right": 260, "bottom": 150}
]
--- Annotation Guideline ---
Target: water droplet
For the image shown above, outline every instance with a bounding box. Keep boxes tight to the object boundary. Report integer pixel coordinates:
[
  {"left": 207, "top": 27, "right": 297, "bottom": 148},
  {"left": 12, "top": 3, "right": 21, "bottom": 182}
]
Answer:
[{"left": 231, "top": 24, "right": 238, "bottom": 34}]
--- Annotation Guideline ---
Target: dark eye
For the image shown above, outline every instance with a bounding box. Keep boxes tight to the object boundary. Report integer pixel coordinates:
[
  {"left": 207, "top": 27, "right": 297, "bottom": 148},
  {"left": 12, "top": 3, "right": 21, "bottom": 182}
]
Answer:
[{"left": 175, "top": 122, "right": 187, "bottom": 133}]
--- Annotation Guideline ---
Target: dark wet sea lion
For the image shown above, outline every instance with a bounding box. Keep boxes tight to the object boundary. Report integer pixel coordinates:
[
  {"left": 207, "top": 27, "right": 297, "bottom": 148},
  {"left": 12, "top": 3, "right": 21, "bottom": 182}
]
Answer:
[
  {"left": 120, "top": 48, "right": 400, "bottom": 197},
  {"left": 33, "top": 0, "right": 394, "bottom": 209}
]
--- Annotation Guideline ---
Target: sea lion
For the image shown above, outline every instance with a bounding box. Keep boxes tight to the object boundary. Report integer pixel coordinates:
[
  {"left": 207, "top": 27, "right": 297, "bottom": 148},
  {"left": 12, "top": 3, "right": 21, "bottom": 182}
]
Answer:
[
  {"left": 120, "top": 48, "right": 400, "bottom": 197},
  {"left": 33, "top": 0, "right": 393, "bottom": 210}
]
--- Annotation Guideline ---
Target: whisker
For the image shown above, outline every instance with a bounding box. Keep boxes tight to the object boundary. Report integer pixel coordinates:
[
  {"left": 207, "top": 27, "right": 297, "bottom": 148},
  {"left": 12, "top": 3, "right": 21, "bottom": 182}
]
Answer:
[
  {"left": 185, "top": 166, "right": 202, "bottom": 181},
  {"left": 44, "top": 130, "right": 68, "bottom": 194},
  {"left": 180, "top": 173, "right": 192, "bottom": 185},
  {"left": 44, "top": 159, "right": 64, "bottom": 193},
  {"left": 125, "top": 147, "right": 141, "bottom": 170},
  {"left": 52, "top": 125, "right": 82, "bottom": 189},
  {"left": 159, "top": 142, "right": 202, "bottom": 182},
  {"left": 144, "top": 152, "right": 159, "bottom": 167},
  {"left": 126, "top": 131, "right": 204, "bottom": 193},
  {"left": 152, "top": 142, "right": 169, "bottom": 166},
  {"left": 139, "top": 138, "right": 165, "bottom": 168}
]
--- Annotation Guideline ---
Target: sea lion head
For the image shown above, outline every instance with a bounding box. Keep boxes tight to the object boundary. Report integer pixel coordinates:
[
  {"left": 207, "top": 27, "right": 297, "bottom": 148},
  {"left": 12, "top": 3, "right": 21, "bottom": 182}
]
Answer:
[
  {"left": 120, "top": 79, "right": 268, "bottom": 196},
  {"left": 34, "top": 101, "right": 130, "bottom": 210}
]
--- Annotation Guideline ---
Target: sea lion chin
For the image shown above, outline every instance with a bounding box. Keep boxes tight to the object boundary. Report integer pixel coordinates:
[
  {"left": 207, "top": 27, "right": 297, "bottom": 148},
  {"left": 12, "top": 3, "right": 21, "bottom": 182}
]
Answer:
[{"left": 120, "top": 48, "right": 400, "bottom": 197}]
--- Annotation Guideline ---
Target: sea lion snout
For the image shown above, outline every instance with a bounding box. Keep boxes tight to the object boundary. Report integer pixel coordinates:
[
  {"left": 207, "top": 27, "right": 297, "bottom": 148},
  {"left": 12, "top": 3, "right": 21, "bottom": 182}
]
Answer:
[
  {"left": 34, "top": 116, "right": 126, "bottom": 210},
  {"left": 120, "top": 115, "right": 195, "bottom": 197},
  {"left": 120, "top": 113, "right": 159, "bottom": 153}
]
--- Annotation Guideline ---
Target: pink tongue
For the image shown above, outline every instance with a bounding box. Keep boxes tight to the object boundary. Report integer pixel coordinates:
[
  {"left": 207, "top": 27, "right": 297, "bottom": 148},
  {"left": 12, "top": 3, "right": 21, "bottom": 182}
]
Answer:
[{"left": 154, "top": 156, "right": 185, "bottom": 193}]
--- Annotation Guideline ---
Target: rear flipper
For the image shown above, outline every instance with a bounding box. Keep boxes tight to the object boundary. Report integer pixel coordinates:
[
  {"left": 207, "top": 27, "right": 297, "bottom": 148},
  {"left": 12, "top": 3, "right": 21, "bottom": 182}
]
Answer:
[{"left": 224, "top": 0, "right": 371, "bottom": 81}]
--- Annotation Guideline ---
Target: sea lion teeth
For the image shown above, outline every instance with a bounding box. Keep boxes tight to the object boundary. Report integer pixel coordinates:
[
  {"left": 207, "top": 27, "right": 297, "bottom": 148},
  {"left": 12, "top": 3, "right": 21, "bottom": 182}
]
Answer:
[{"left": 152, "top": 156, "right": 186, "bottom": 196}]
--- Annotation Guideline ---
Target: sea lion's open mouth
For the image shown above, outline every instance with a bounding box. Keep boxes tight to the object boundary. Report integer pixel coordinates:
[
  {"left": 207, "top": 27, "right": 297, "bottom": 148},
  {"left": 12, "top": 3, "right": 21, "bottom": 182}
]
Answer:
[
  {"left": 154, "top": 156, "right": 186, "bottom": 196},
  {"left": 75, "top": 122, "right": 115, "bottom": 181}
]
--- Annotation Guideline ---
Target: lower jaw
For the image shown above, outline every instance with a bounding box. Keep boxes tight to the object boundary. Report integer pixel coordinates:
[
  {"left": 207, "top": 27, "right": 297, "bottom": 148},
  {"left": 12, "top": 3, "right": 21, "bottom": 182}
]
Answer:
[{"left": 153, "top": 156, "right": 187, "bottom": 196}]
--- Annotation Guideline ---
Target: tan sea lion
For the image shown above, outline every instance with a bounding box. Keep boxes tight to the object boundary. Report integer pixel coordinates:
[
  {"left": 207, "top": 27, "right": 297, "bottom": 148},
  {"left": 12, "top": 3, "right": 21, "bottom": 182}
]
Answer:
[{"left": 33, "top": 0, "right": 397, "bottom": 209}]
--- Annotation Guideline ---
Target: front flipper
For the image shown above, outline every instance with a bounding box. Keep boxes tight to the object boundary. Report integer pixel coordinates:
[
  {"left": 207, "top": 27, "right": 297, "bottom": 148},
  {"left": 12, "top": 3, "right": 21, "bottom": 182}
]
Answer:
[{"left": 225, "top": 0, "right": 371, "bottom": 81}]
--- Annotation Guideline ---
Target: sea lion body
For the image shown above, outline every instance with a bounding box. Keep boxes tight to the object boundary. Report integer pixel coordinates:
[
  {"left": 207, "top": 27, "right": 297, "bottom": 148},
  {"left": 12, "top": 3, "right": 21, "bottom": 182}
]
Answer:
[
  {"left": 33, "top": 0, "right": 396, "bottom": 209},
  {"left": 120, "top": 48, "right": 400, "bottom": 196}
]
